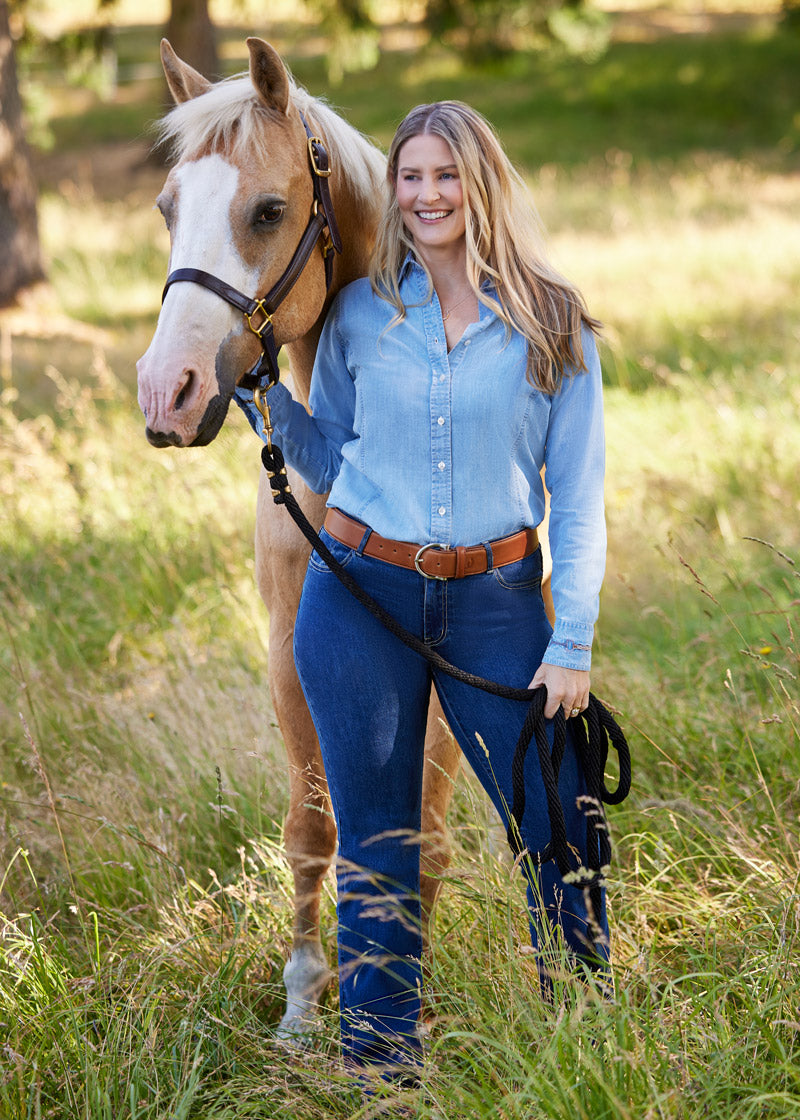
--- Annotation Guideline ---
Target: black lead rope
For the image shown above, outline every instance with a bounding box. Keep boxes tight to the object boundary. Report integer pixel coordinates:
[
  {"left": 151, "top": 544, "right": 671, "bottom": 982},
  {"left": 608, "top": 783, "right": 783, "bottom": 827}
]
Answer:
[{"left": 259, "top": 438, "right": 632, "bottom": 935}]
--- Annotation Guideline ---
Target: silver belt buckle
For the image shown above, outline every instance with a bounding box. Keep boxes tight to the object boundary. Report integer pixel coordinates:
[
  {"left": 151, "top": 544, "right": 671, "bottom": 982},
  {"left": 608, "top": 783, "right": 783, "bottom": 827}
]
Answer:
[{"left": 414, "top": 543, "right": 448, "bottom": 580}]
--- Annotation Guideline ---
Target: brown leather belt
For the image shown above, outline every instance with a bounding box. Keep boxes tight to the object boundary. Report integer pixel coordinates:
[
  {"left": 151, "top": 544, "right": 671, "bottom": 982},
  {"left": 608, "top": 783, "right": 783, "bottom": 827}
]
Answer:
[{"left": 323, "top": 508, "right": 538, "bottom": 581}]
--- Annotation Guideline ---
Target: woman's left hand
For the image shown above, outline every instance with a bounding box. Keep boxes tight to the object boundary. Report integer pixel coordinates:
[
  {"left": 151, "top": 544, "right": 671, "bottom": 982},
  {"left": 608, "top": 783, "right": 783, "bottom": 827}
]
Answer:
[{"left": 529, "top": 662, "right": 590, "bottom": 720}]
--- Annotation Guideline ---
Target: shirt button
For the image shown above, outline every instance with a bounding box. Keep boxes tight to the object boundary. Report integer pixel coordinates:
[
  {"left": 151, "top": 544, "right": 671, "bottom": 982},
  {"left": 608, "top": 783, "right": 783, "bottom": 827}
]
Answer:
[
  {"left": 439, "top": 374, "right": 446, "bottom": 383},
  {"left": 437, "top": 461, "right": 445, "bottom": 471},
  {"left": 438, "top": 506, "right": 446, "bottom": 516},
  {"left": 437, "top": 416, "right": 445, "bottom": 426}
]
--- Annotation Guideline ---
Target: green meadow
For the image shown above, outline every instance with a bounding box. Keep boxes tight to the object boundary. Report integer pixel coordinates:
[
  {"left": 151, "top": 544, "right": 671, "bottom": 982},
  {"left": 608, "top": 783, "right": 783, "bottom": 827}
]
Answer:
[{"left": 1, "top": 3, "right": 799, "bottom": 1116}]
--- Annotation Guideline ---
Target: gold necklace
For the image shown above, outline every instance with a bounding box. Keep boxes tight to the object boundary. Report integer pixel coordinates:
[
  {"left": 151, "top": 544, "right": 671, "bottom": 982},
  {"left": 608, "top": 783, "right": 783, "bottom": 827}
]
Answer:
[{"left": 441, "top": 289, "right": 473, "bottom": 321}]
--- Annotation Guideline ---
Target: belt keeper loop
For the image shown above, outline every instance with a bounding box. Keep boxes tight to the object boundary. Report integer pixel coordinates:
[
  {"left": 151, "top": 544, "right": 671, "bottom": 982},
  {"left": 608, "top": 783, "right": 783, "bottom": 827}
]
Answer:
[
  {"left": 455, "top": 545, "right": 467, "bottom": 580},
  {"left": 482, "top": 542, "right": 494, "bottom": 572},
  {"left": 356, "top": 527, "right": 372, "bottom": 556}
]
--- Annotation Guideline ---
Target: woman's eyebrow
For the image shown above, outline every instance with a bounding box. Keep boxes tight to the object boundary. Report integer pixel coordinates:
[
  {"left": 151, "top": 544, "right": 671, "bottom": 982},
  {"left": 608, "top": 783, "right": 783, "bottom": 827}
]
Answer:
[{"left": 398, "top": 163, "right": 458, "bottom": 174}]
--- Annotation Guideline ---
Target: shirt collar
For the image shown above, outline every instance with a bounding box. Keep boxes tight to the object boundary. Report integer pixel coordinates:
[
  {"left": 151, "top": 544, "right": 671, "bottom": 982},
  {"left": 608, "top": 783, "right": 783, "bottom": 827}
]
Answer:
[
  {"left": 397, "top": 251, "right": 498, "bottom": 317},
  {"left": 399, "top": 251, "right": 422, "bottom": 281}
]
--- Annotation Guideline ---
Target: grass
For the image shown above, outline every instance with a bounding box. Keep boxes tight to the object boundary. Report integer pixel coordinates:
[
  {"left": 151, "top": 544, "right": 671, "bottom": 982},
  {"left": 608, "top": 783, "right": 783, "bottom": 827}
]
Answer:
[{"left": 2, "top": 7, "right": 800, "bottom": 1119}]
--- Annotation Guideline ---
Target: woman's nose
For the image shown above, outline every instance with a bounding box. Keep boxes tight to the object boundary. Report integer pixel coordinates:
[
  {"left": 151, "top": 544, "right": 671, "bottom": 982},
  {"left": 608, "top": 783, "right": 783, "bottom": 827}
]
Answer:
[{"left": 418, "top": 177, "right": 440, "bottom": 203}]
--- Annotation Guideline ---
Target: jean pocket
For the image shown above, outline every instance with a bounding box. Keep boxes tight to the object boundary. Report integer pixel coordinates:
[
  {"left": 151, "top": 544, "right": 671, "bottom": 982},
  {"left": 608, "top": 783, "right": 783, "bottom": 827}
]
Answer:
[
  {"left": 308, "top": 529, "right": 357, "bottom": 574},
  {"left": 491, "top": 546, "right": 544, "bottom": 590}
]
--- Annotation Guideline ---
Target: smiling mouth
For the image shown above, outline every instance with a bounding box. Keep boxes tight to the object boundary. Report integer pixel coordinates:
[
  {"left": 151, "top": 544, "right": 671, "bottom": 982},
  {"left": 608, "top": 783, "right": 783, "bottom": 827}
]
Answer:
[{"left": 416, "top": 210, "right": 452, "bottom": 221}]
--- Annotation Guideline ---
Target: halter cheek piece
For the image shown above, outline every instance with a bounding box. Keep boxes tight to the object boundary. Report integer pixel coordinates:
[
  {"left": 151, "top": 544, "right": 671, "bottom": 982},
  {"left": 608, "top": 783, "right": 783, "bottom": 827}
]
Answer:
[{"left": 160, "top": 113, "right": 342, "bottom": 392}]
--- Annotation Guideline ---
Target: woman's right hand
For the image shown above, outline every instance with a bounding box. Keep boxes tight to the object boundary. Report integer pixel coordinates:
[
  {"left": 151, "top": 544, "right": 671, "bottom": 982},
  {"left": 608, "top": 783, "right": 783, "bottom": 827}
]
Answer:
[{"left": 529, "top": 661, "right": 590, "bottom": 720}]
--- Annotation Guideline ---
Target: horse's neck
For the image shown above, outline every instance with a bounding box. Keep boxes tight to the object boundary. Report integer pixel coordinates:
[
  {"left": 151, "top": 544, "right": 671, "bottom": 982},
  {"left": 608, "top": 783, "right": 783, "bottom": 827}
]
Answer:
[
  {"left": 285, "top": 328, "right": 323, "bottom": 407},
  {"left": 286, "top": 160, "right": 382, "bottom": 406}
]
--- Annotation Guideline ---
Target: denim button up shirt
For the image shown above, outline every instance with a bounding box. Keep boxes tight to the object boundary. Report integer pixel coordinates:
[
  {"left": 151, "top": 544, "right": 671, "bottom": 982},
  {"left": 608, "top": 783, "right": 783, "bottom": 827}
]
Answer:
[{"left": 265, "top": 257, "right": 606, "bottom": 671}]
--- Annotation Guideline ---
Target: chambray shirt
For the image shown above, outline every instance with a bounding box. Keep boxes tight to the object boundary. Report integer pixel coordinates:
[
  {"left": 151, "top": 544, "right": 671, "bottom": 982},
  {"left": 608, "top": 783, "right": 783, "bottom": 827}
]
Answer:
[{"left": 258, "top": 256, "right": 606, "bottom": 671}]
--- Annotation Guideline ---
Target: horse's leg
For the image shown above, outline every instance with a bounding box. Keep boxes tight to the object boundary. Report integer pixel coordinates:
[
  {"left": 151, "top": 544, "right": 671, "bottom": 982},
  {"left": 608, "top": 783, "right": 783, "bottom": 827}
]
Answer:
[
  {"left": 539, "top": 470, "right": 556, "bottom": 626},
  {"left": 418, "top": 694, "right": 460, "bottom": 1032},
  {"left": 255, "top": 474, "right": 336, "bottom": 1040},
  {"left": 420, "top": 694, "right": 459, "bottom": 927}
]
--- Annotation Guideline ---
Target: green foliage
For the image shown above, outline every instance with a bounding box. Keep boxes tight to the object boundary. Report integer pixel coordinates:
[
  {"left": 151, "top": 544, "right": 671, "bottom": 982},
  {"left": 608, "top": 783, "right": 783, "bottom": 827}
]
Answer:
[{"left": 300, "top": 0, "right": 380, "bottom": 83}]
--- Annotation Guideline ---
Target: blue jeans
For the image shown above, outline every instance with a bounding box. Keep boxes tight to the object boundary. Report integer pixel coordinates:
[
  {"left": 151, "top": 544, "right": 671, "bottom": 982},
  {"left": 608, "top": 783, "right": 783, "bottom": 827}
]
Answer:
[{"left": 293, "top": 528, "right": 609, "bottom": 1070}]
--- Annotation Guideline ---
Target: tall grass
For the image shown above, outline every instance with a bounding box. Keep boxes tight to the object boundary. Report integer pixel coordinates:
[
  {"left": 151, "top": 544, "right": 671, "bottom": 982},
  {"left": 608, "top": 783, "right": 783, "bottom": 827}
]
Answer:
[{"left": 2, "top": 11, "right": 800, "bottom": 1119}]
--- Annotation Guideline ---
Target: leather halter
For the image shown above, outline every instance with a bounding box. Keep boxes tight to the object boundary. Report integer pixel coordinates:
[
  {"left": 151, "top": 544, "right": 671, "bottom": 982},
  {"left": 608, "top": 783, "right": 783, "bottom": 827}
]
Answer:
[{"left": 160, "top": 112, "right": 343, "bottom": 391}]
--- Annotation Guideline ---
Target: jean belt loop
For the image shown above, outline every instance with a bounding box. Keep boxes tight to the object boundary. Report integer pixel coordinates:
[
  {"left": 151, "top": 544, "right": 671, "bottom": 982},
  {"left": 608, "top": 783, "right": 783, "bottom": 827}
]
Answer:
[
  {"left": 355, "top": 527, "right": 372, "bottom": 556},
  {"left": 482, "top": 542, "right": 494, "bottom": 572}
]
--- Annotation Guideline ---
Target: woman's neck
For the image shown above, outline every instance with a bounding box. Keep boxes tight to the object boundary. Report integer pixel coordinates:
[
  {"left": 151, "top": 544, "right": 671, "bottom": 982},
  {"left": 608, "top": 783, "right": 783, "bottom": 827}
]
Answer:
[{"left": 414, "top": 240, "right": 470, "bottom": 299}]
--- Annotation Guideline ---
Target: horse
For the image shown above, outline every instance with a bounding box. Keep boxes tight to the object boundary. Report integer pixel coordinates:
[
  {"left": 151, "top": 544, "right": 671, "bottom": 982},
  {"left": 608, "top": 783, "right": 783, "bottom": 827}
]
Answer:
[{"left": 135, "top": 37, "right": 463, "bottom": 1039}]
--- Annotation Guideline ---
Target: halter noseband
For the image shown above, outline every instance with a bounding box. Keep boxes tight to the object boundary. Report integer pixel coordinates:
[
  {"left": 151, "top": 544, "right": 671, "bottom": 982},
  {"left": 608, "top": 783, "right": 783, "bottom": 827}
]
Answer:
[{"left": 160, "top": 112, "right": 343, "bottom": 392}]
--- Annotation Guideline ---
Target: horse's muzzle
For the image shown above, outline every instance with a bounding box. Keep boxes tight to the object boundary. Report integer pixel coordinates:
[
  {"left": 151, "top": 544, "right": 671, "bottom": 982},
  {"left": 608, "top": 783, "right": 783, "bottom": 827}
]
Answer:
[{"left": 145, "top": 427, "right": 184, "bottom": 448}]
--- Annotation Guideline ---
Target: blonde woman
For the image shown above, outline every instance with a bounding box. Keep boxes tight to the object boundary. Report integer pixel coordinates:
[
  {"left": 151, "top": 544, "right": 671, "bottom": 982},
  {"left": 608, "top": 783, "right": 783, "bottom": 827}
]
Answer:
[{"left": 239, "top": 101, "right": 607, "bottom": 1085}]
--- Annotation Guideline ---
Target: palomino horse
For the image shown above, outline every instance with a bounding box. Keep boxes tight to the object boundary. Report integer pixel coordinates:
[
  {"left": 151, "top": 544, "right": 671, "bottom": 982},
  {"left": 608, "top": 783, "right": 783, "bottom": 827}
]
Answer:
[{"left": 136, "top": 38, "right": 462, "bottom": 1038}]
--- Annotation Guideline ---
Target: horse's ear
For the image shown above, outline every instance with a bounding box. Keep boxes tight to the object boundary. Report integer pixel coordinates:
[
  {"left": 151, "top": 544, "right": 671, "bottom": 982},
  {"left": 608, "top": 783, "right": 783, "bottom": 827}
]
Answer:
[
  {"left": 161, "top": 39, "right": 212, "bottom": 103},
  {"left": 247, "top": 38, "right": 290, "bottom": 116}
]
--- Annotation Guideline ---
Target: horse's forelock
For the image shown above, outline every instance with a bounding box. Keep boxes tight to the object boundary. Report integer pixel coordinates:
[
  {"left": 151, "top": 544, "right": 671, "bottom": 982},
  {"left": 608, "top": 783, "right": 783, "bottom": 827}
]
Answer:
[{"left": 156, "top": 72, "right": 386, "bottom": 205}]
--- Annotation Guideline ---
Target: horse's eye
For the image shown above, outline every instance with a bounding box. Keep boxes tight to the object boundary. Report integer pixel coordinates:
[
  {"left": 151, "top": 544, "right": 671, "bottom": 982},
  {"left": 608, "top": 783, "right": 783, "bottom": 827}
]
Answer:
[{"left": 255, "top": 204, "right": 285, "bottom": 227}]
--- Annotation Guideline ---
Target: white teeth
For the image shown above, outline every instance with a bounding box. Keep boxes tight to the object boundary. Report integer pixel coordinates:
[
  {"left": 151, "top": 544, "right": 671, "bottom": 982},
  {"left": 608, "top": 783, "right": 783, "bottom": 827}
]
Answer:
[{"left": 418, "top": 210, "right": 449, "bottom": 220}]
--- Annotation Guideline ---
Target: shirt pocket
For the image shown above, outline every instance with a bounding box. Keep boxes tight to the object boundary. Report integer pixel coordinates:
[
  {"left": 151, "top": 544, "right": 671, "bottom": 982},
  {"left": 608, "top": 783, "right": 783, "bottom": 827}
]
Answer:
[{"left": 491, "top": 546, "right": 544, "bottom": 591}]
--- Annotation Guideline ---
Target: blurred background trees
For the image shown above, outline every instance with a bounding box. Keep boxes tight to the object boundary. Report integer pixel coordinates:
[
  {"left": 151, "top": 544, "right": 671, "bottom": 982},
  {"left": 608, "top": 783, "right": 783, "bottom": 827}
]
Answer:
[
  {"left": 1, "top": 0, "right": 220, "bottom": 307},
  {"left": 0, "top": 0, "right": 44, "bottom": 305},
  {"left": 165, "top": 0, "right": 218, "bottom": 77}
]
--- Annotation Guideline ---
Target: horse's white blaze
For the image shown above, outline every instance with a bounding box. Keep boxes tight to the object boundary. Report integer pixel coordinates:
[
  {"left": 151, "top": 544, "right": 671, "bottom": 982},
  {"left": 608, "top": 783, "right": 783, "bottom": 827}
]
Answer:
[{"left": 137, "top": 155, "right": 259, "bottom": 443}]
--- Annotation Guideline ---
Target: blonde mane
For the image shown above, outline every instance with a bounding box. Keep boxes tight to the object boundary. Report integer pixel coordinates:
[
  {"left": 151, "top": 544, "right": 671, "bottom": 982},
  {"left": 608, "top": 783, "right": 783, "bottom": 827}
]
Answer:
[{"left": 156, "top": 72, "right": 386, "bottom": 205}]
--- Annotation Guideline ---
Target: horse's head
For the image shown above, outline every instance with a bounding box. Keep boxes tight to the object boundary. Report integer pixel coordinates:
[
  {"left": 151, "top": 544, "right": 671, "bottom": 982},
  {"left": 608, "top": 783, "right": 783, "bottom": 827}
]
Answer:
[{"left": 137, "top": 39, "right": 335, "bottom": 448}]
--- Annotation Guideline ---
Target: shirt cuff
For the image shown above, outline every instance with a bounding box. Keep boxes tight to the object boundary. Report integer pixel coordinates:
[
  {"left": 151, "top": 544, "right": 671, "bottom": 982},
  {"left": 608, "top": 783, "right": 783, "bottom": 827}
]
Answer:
[{"left": 542, "top": 624, "right": 594, "bottom": 672}]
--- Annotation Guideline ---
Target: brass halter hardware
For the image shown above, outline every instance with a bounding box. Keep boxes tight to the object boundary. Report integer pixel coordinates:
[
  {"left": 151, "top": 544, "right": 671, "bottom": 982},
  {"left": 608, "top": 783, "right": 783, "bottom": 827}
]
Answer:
[
  {"left": 253, "top": 383, "right": 292, "bottom": 495},
  {"left": 253, "top": 384, "right": 275, "bottom": 452},
  {"left": 245, "top": 299, "right": 273, "bottom": 339},
  {"left": 307, "top": 136, "right": 332, "bottom": 177}
]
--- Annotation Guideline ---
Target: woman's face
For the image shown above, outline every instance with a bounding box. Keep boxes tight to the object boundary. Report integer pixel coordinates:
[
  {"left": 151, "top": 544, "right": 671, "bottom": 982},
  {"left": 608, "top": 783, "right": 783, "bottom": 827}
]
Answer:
[{"left": 394, "top": 133, "right": 466, "bottom": 255}]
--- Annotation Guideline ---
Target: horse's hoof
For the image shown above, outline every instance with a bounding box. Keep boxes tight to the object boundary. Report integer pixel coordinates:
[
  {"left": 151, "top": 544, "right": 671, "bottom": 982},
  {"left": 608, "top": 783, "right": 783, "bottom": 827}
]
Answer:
[
  {"left": 274, "top": 1017, "right": 322, "bottom": 1049},
  {"left": 278, "top": 942, "right": 332, "bottom": 1045}
]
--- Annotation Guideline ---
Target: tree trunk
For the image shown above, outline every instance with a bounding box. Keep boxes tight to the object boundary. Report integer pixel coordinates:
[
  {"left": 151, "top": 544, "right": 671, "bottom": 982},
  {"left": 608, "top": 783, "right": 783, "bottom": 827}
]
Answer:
[
  {"left": 165, "top": 0, "right": 219, "bottom": 80},
  {"left": 0, "top": 0, "right": 44, "bottom": 307}
]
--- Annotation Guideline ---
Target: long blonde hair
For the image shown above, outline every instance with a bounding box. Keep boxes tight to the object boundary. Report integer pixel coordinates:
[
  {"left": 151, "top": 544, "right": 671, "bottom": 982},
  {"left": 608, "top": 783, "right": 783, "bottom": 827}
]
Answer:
[{"left": 369, "top": 101, "right": 600, "bottom": 392}]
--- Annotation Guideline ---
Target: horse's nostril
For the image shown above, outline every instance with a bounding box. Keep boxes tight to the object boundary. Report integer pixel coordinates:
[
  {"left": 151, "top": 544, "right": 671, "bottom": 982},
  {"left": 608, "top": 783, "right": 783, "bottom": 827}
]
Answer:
[{"left": 174, "top": 369, "right": 195, "bottom": 412}]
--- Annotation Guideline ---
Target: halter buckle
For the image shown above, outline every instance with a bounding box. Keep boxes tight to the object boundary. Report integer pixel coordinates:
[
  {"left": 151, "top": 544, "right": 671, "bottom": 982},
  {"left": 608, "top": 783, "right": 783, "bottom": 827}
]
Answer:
[
  {"left": 414, "top": 543, "right": 448, "bottom": 581},
  {"left": 307, "top": 136, "right": 332, "bottom": 178},
  {"left": 246, "top": 299, "right": 272, "bottom": 338}
]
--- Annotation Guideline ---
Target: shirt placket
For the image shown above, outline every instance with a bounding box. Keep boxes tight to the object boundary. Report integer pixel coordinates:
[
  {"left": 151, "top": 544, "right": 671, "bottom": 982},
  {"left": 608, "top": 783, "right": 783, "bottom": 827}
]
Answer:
[{"left": 423, "top": 297, "right": 452, "bottom": 545}]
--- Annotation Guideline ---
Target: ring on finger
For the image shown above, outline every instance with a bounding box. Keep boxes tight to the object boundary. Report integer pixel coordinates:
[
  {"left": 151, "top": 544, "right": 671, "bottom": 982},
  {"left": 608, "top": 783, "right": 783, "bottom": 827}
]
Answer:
[{"left": 570, "top": 707, "right": 580, "bottom": 718}]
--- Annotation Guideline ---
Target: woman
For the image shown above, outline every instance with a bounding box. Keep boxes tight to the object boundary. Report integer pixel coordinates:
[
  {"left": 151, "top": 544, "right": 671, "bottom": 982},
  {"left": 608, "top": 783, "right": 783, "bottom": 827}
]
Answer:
[{"left": 238, "top": 101, "right": 607, "bottom": 1081}]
